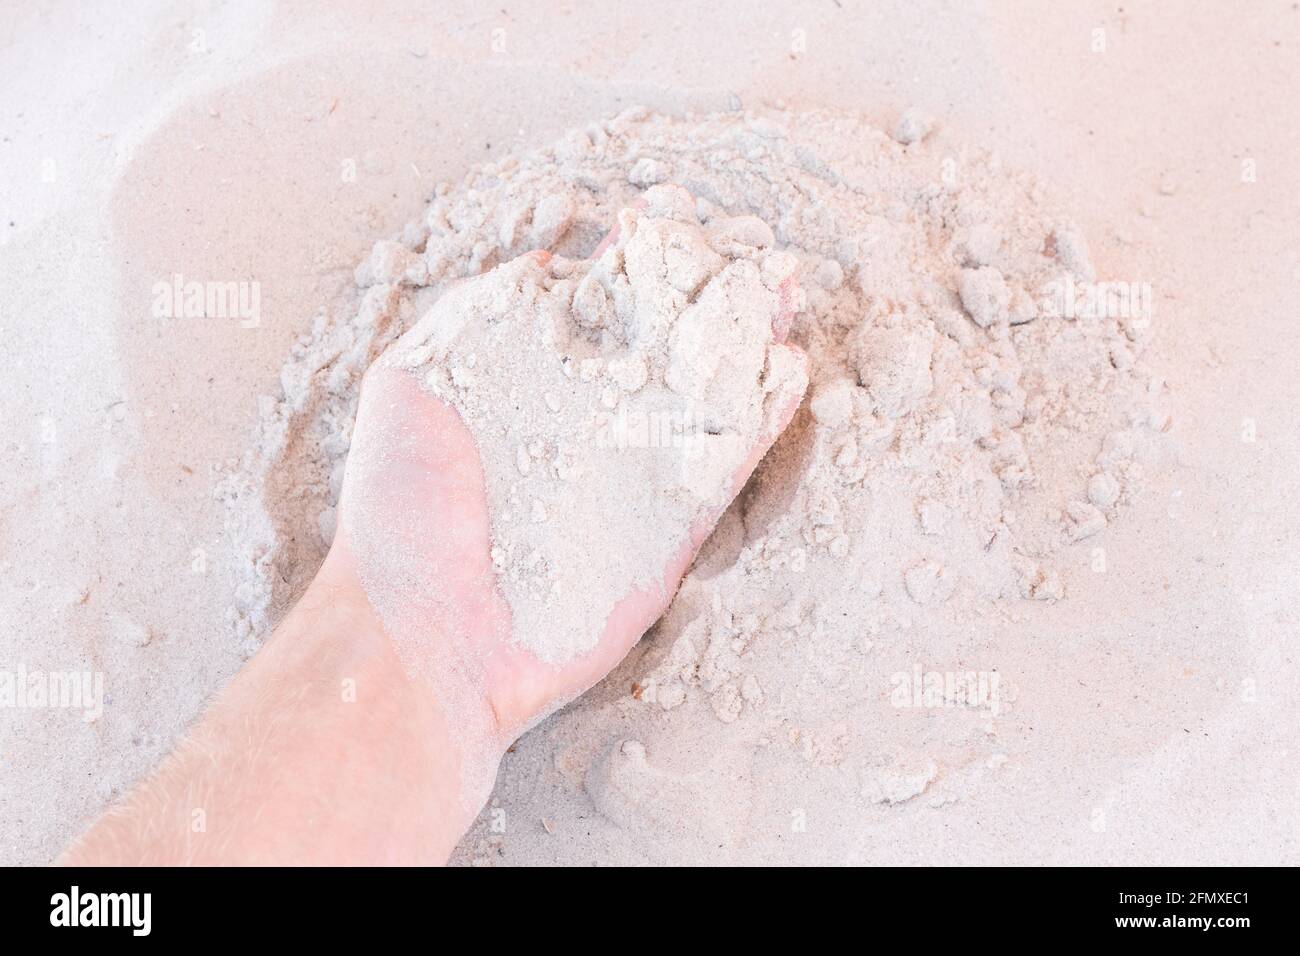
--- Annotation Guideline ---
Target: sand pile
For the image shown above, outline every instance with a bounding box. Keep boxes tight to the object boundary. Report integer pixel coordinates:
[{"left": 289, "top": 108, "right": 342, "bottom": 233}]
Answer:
[{"left": 217, "top": 106, "right": 1168, "bottom": 859}]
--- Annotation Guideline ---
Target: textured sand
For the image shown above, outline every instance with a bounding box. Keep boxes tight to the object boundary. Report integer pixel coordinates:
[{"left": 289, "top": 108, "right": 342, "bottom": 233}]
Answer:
[{"left": 1, "top": 1, "right": 1297, "bottom": 865}]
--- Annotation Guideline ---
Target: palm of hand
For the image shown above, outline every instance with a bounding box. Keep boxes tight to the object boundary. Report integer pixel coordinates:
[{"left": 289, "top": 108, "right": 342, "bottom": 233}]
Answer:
[{"left": 330, "top": 233, "right": 804, "bottom": 743}]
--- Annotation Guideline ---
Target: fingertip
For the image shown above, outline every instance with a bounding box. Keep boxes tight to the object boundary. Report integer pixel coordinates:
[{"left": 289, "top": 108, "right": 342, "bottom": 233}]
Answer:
[
  {"left": 591, "top": 196, "right": 651, "bottom": 260},
  {"left": 773, "top": 274, "right": 800, "bottom": 343},
  {"left": 764, "top": 342, "right": 809, "bottom": 439}
]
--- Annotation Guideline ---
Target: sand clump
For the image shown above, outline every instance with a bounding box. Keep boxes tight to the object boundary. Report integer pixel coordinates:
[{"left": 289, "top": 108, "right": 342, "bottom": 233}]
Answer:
[
  {"left": 216, "top": 106, "right": 1169, "bottom": 855},
  {"left": 378, "top": 186, "right": 806, "bottom": 662}
]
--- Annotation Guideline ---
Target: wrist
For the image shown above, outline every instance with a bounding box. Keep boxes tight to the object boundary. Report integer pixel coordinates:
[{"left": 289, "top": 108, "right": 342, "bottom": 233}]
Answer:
[{"left": 301, "top": 540, "right": 508, "bottom": 840}]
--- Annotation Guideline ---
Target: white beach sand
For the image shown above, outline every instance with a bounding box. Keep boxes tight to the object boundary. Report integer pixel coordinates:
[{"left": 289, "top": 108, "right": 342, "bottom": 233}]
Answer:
[{"left": 1, "top": 1, "right": 1297, "bottom": 865}]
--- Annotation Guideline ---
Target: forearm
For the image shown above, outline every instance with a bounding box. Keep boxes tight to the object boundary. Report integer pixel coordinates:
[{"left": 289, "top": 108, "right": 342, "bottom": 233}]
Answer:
[{"left": 61, "top": 556, "right": 499, "bottom": 866}]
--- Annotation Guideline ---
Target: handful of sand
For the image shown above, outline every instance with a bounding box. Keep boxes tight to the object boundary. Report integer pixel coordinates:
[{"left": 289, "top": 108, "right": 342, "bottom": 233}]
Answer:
[{"left": 386, "top": 185, "right": 807, "bottom": 663}]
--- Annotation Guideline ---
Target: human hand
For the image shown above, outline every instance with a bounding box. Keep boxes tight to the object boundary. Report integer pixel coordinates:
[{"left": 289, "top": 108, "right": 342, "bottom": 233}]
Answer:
[
  {"left": 61, "top": 198, "right": 806, "bottom": 866},
  {"left": 323, "top": 201, "right": 807, "bottom": 753}
]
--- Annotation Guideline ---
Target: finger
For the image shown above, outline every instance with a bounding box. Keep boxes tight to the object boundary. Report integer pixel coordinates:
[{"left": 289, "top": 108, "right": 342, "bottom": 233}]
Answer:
[
  {"left": 773, "top": 274, "right": 798, "bottom": 343},
  {"left": 559, "top": 343, "right": 808, "bottom": 697},
  {"left": 590, "top": 196, "right": 648, "bottom": 259},
  {"left": 687, "top": 343, "right": 808, "bottom": 554}
]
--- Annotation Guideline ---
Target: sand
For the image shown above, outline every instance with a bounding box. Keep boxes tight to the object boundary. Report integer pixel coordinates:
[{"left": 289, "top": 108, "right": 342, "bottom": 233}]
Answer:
[
  {"left": 1, "top": 1, "right": 1298, "bottom": 866},
  {"left": 368, "top": 189, "right": 806, "bottom": 665}
]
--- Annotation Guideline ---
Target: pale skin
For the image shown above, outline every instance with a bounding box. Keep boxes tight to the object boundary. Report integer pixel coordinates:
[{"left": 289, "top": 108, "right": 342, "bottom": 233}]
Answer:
[{"left": 61, "top": 219, "right": 805, "bottom": 867}]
